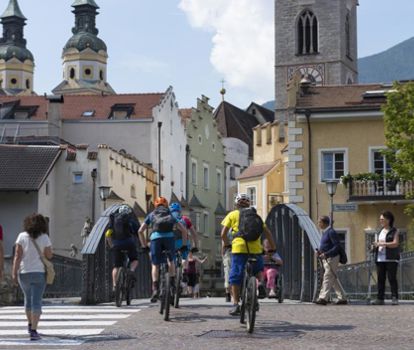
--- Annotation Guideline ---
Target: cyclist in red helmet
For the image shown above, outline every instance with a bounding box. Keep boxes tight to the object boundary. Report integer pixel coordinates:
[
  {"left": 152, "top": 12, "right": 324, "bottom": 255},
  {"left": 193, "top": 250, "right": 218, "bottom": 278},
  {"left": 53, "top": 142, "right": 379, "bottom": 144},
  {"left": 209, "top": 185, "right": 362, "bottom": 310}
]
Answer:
[{"left": 138, "top": 197, "right": 188, "bottom": 303}]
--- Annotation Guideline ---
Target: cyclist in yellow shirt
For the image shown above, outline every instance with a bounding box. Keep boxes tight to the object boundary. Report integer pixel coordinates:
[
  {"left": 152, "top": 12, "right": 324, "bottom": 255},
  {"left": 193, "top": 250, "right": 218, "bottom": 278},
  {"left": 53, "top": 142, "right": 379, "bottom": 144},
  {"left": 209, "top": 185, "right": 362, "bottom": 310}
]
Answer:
[{"left": 221, "top": 193, "right": 276, "bottom": 316}]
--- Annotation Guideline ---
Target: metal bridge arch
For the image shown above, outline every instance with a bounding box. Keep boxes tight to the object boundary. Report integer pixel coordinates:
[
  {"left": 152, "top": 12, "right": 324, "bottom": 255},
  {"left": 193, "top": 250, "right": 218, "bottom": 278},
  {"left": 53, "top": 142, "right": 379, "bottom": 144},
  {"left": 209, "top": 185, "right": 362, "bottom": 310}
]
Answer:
[{"left": 266, "top": 204, "right": 321, "bottom": 302}]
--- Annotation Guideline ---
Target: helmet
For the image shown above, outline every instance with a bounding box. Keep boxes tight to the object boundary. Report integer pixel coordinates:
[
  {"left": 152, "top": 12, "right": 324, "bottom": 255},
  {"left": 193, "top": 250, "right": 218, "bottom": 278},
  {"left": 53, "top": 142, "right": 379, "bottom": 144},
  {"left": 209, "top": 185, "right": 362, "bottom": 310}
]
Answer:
[
  {"left": 235, "top": 193, "right": 250, "bottom": 204},
  {"left": 154, "top": 196, "right": 168, "bottom": 208},
  {"left": 118, "top": 204, "right": 132, "bottom": 214},
  {"left": 169, "top": 202, "right": 182, "bottom": 213}
]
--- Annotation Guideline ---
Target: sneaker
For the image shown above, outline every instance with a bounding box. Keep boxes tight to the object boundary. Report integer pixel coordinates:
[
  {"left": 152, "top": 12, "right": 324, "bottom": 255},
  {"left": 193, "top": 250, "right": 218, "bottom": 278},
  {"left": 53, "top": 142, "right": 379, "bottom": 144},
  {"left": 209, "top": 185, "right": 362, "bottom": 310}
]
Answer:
[
  {"left": 229, "top": 304, "right": 241, "bottom": 316},
  {"left": 258, "top": 284, "right": 266, "bottom": 299},
  {"left": 225, "top": 292, "right": 231, "bottom": 303},
  {"left": 315, "top": 298, "right": 328, "bottom": 305},
  {"left": 150, "top": 290, "right": 159, "bottom": 303},
  {"left": 335, "top": 299, "right": 348, "bottom": 305},
  {"left": 371, "top": 299, "right": 385, "bottom": 305},
  {"left": 30, "top": 330, "right": 41, "bottom": 341},
  {"left": 27, "top": 323, "right": 32, "bottom": 334},
  {"left": 392, "top": 297, "right": 399, "bottom": 305},
  {"left": 268, "top": 289, "right": 276, "bottom": 298}
]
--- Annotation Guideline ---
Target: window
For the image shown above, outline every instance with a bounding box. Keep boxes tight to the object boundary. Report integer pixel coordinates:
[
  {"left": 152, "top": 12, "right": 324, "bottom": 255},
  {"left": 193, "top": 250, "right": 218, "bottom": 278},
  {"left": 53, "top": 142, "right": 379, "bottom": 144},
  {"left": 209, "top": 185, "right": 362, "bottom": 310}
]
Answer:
[
  {"left": 131, "top": 185, "right": 136, "bottom": 198},
  {"left": 345, "top": 13, "right": 351, "bottom": 58},
  {"left": 297, "top": 10, "right": 318, "bottom": 55},
  {"left": 266, "top": 125, "right": 272, "bottom": 144},
  {"left": 45, "top": 181, "right": 49, "bottom": 196},
  {"left": 320, "top": 150, "right": 346, "bottom": 181},
  {"left": 212, "top": 142, "right": 216, "bottom": 152},
  {"left": 73, "top": 172, "right": 83, "bottom": 184},
  {"left": 191, "top": 160, "right": 197, "bottom": 185},
  {"left": 170, "top": 165, "right": 174, "bottom": 186},
  {"left": 84, "top": 68, "right": 92, "bottom": 76},
  {"left": 229, "top": 166, "right": 236, "bottom": 180},
  {"left": 26, "top": 79, "right": 30, "bottom": 89},
  {"left": 203, "top": 164, "right": 209, "bottom": 189},
  {"left": 70, "top": 68, "right": 75, "bottom": 79},
  {"left": 247, "top": 187, "right": 257, "bottom": 207},
  {"left": 216, "top": 169, "right": 222, "bottom": 193},
  {"left": 371, "top": 149, "right": 391, "bottom": 177},
  {"left": 99, "top": 70, "right": 104, "bottom": 81},
  {"left": 198, "top": 135, "right": 202, "bottom": 145},
  {"left": 10, "top": 78, "right": 17, "bottom": 85},
  {"left": 180, "top": 171, "right": 184, "bottom": 192},
  {"left": 256, "top": 128, "right": 262, "bottom": 146},
  {"left": 203, "top": 213, "right": 209, "bottom": 236}
]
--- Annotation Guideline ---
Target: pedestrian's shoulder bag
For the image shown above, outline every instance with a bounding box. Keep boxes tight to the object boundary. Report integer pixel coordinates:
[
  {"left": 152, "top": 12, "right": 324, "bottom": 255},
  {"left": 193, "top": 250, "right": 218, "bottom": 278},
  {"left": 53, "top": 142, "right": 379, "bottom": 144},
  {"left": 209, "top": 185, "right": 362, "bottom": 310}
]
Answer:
[
  {"left": 31, "top": 238, "right": 55, "bottom": 285},
  {"left": 328, "top": 230, "right": 348, "bottom": 265}
]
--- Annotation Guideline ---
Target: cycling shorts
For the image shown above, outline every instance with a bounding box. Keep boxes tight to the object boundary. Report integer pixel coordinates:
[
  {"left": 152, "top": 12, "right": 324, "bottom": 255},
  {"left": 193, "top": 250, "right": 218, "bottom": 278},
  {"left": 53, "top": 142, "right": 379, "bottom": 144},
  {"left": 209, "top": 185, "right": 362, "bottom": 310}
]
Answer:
[
  {"left": 229, "top": 253, "right": 264, "bottom": 286},
  {"left": 111, "top": 240, "right": 138, "bottom": 268},
  {"left": 150, "top": 236, "right": 175, "bottom": 265}
]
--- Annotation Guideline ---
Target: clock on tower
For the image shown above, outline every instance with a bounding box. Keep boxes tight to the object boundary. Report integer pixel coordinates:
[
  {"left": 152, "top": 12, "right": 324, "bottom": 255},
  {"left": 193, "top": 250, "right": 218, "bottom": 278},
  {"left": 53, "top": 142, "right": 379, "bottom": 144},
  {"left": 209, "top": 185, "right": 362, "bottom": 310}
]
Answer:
[{"left": 287, "top": 64, "right": 325, "bottom": 86}]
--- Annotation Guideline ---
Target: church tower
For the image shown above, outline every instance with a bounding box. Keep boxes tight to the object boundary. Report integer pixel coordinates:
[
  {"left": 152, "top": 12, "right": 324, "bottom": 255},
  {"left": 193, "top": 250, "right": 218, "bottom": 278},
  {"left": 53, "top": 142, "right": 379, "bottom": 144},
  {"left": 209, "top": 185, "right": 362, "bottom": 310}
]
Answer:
[
  {"left": 53, "top": 0, "right": 115, "bottom": 95},
  {"left": 0, "top": 0, "right": 34, "bottom": 95},
  {"left": 275, "top": 0, "right": 358, "bottom": 120}
]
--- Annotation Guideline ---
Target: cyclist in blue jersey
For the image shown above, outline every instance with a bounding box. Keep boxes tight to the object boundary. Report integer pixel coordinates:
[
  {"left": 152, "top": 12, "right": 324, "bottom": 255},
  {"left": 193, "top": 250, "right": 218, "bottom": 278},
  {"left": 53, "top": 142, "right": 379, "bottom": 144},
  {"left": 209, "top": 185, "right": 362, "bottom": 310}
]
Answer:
[{"left": 138, "top": 197, "right": 188, "bottom": 302}]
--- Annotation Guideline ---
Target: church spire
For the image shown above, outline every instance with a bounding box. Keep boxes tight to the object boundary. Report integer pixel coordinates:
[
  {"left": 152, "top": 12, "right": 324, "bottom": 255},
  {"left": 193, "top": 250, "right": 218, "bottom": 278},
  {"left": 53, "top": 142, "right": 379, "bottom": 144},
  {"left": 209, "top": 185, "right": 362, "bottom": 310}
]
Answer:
[{"left": 0, "top": 0, "right": 34, "bottom": 95}]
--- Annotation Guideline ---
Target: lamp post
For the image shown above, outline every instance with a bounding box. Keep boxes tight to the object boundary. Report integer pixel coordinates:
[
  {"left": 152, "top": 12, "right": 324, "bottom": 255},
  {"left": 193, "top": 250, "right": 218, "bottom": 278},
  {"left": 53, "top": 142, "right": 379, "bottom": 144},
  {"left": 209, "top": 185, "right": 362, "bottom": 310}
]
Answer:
[
  {"left": 158, "top": 121, "right": 162, "bottom": 197},
  {"left": 99, "top": 185, "right": 111, "bottom": 211},
  {"left": 91, "top": 169, "right": 97, "bottom": 223},
  {"left": 325, "top": 179, "right": 339, "bottom": 226}
]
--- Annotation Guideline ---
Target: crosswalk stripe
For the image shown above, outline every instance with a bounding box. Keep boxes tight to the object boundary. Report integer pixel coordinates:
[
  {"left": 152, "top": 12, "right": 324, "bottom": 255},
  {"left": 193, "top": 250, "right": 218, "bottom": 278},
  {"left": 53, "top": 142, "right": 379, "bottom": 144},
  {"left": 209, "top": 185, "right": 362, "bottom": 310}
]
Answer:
[
  {"left": 0, "top": 320, "right": 116, "bottom": 327},
  {"left": 0, "top": 314, "right": 130, "bottom": 320},
  {"left": 0, "top": 328, "right": 104, "bottom": 336},
  {"left": 0, "top": 338, "right": 82, "bottom": 346},
  {"left": 0, "top": 308, "right": 140, "bottom": 314}
]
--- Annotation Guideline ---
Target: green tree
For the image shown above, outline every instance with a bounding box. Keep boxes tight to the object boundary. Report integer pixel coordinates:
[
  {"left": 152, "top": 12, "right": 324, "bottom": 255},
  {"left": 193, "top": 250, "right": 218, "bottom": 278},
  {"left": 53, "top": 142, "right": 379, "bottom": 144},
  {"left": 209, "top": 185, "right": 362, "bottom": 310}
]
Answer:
[{"left": 383, "top": 82, "right": 414, "bottom": 250}]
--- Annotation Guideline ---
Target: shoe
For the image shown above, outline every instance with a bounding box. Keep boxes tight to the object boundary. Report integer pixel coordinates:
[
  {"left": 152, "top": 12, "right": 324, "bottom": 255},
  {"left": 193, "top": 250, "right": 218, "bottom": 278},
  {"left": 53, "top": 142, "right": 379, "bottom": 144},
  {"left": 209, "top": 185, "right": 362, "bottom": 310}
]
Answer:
[
  {"left": 225, "top": 292, "right": 231, "bottom": 303},
  {"left": 27, "top": 323, "right": 32, "bottom": 334},
  {"left": 258, "top": 284, "right": 266, "bottom": 299},
  {"left": 150, "top": 290, "right": 159, "bottom": 303},
  {"left": 371, "top": 299, "right": 385, "bottom": 305},
  {"left": 335, "top": 299, "right": 348, "bottom": 305},
  {"left": 229, "top": 304, "right": 241, "bottom": 316},
  {"left": 392, "top": 297, "right": 399, "bottom": 305},
  {"left": 269, "top": 289, "right": 276, "bottom": 298},
  {"left": 30, "top": 330, "right": 41, "bottom": 341},
  {"left": 315, "top": 298, "right": 328, "bottom": 305}
]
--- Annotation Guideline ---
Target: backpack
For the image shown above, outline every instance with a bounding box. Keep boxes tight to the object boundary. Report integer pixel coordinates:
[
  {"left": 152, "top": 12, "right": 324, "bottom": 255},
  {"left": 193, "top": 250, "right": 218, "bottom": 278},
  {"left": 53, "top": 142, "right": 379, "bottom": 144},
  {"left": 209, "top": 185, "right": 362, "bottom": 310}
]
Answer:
[
  {"left": 111, "top": 211, "right": 132, "bottom": 240},
  {"left": 152, "top": 206, "right": 175, "bottom": 233},
  {"left": 328, "top": 230, "right": 348, "bottom": 264},
  {"left": 237, "top": 207, "right": 264, "bottom": 242}
]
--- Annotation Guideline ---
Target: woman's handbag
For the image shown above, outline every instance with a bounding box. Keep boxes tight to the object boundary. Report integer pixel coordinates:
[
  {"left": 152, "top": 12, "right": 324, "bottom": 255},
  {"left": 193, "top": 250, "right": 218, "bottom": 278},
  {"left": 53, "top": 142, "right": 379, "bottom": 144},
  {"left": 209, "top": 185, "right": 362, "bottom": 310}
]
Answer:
[{"left": 31, "top": 239, "right": 55, "bottom": 285}]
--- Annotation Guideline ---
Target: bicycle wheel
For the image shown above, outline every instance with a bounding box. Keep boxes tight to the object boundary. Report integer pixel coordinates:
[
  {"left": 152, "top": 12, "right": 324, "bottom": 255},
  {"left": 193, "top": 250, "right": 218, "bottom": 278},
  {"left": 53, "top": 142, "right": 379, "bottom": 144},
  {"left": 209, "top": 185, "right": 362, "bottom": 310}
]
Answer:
[
  {"left": 115, "top": 267, "right": 125, "bottom": 308},
  {"left": 277, "top": 274, "right": 284, "bottom": 304},
  {"left": 159, "top": 270, "right": 165, "bottom": 315},
  {"left": 164, "top": 272, "right": 171, "bottom": 321},
  {"left": 239, "top": 274, "right": 248, "bottom": 324},
  {"left": 126, "top": 274, "right": 132, "bottom": 306},
  {"left": 246, "top": 276, "right": 257, "bottom": 333},
  {"left": 174, "top": 266, "right": 182, "bottom": 308}
]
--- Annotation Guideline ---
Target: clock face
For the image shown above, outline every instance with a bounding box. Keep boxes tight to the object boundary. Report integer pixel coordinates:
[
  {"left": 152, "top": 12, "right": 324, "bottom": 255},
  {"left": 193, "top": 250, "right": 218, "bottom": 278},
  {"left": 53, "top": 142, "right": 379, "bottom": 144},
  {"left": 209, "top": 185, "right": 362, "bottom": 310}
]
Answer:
[{"left": 287, "top": 64, "right": 325, "bottom": 85}]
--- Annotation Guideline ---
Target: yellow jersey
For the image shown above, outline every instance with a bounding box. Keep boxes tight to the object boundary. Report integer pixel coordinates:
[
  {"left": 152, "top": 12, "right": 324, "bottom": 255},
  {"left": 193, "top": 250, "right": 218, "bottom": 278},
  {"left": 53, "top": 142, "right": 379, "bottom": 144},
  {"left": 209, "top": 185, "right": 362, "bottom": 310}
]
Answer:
[{"left": 221, "top": 209, "right": 264, "bottom": 254}]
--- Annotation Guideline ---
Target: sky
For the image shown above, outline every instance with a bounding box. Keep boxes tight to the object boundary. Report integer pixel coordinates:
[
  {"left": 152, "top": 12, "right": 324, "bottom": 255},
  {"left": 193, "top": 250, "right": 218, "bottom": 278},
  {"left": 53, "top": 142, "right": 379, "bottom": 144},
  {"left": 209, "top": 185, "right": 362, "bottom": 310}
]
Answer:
[{"left": 11, "top": 0, "right": 414, "bottom": 109}]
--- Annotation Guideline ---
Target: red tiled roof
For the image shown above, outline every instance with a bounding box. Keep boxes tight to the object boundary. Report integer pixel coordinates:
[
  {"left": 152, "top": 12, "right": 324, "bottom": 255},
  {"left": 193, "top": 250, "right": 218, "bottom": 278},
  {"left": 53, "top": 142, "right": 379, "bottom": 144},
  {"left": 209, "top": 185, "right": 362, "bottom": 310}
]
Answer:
[
  {"left": 238, "top": 162, "right": 279, "bottom": 180},
  {"left": 0, "top": 93, "right": 165, "bottom": 120},
  {"left": 296, "top": 84, "right": 385, "bottom": 110}
]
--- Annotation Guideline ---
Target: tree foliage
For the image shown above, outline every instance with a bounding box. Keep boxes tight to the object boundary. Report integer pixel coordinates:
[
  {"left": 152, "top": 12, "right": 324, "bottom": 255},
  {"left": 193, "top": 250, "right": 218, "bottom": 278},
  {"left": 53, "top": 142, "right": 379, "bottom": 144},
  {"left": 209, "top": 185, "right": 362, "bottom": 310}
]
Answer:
[{"left": 383, "top": 82, "right": 414, "bottom": 181}]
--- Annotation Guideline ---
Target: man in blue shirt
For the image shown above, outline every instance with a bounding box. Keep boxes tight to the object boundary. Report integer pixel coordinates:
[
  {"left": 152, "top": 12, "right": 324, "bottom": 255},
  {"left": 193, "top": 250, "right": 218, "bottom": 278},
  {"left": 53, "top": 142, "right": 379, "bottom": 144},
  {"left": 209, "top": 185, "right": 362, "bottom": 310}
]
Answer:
[{"left": 315, "top": 216, "right": 347, "bottom": 305}]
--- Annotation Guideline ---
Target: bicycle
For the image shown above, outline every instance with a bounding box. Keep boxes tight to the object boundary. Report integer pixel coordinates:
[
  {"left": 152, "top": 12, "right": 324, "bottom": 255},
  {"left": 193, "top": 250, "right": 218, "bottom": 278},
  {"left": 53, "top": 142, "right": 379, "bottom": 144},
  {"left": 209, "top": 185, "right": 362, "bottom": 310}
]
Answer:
[
  {"left": 159, "top": 250, "right": 172, "bottom": 321},
  {"left": 114, "top": 250, "right": 135, "bottom": 307},
  {"left": 239, "top": 254, "right": 258, "bottom": 333}
]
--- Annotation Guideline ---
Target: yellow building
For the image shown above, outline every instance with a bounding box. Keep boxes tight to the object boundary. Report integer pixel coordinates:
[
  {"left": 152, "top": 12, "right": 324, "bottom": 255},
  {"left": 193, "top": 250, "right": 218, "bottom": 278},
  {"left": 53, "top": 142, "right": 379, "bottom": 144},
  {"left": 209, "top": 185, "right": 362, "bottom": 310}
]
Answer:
[
  {"left": 288, "top": 83, "right": 413, "bottom": 263},
  {"left": 238, "top": 121, "right": 288, "bottom": 218}
]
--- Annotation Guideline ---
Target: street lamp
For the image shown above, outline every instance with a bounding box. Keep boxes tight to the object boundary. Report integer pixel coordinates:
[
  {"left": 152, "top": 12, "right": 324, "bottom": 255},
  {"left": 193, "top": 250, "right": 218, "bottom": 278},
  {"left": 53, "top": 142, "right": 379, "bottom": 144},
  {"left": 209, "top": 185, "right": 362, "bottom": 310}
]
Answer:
[
  {"left": 325, "top": 179, "right": 339, "bottom": 226},
  {"left": 99, "top": 185, "right": 111, "bottom": 210}
]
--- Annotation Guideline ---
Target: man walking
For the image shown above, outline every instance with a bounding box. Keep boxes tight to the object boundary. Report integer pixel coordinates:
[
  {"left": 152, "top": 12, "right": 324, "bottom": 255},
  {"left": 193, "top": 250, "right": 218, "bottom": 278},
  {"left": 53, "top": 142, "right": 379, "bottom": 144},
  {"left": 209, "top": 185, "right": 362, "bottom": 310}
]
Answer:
[{"left": 315, "top": 216, "right": 347, "bottom": 305}]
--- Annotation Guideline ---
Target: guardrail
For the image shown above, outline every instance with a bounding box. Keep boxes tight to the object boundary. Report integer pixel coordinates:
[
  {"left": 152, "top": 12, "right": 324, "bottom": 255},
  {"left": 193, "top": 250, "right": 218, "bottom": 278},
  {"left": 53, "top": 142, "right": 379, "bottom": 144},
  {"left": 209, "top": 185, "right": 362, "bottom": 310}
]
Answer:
[{"left": 337, "top": 251, "right": 414, "bottom": 299}]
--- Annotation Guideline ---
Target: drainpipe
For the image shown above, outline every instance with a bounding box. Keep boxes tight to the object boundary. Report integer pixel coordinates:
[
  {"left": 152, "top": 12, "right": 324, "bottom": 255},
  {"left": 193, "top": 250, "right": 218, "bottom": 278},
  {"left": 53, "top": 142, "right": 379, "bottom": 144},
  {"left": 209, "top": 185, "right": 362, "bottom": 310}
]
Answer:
[
  {"left": 91, "top": 168, "right": 97, "bottom": 224},
  {"left": 186, "top": 144, "right": 190, "bottom": 201},
  {"left": 158, "top": 122, "right": 162, "bottom": 196},
  {"left": 305, "top": 109, "right": 312, "bottom": 220}
]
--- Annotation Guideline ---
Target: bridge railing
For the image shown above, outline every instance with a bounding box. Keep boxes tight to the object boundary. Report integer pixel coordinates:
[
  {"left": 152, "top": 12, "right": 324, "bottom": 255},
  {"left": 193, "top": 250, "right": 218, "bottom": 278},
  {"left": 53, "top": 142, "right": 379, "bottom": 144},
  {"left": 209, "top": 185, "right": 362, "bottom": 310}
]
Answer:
[{"left": 337, "top": 251, "right": 414, "bottom": 299}]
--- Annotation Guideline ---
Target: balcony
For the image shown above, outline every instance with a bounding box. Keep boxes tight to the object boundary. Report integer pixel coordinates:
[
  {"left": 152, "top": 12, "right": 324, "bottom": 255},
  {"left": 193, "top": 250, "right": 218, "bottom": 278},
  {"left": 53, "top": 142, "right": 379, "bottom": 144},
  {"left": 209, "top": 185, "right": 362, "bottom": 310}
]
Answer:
[{"left": 346, "top": 175, "right": 414, "bottom": 202}]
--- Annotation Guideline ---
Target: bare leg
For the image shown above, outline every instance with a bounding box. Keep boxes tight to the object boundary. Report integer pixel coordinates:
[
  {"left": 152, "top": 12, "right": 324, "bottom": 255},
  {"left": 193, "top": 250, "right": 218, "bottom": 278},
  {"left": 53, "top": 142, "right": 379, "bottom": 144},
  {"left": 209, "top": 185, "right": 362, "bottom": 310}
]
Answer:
[
  {"left": 31, "top": 313, "right": 41, "bottom": 331},
  {"left": 151, "top": 265, "right": 159, "bottom": 282},
  {"left": 112, "top": 268, "right": 119, "bottom": 288},
  {"left": 231, "top": 285, "right": 240, "bottom": 304},
  {"left": 130, "top": 260, "right": 138, "bottom": 272}
]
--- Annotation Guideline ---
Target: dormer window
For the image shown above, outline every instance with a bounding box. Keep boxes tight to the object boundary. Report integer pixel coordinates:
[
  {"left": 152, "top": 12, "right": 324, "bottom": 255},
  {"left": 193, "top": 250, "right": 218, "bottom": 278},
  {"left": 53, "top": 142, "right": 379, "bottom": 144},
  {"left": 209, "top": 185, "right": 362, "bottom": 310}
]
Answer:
[{"left": 109, "top": 103, "right": 135, "bottom": 120}]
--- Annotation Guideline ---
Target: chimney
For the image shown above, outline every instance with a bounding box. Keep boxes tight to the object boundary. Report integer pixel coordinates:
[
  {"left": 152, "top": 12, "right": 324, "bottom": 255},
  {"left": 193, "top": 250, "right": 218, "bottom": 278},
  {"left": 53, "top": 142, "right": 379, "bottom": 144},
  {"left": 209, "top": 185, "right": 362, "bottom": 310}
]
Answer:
[{"left": 46, "top": 95, "right": 64, "bottom": 139}]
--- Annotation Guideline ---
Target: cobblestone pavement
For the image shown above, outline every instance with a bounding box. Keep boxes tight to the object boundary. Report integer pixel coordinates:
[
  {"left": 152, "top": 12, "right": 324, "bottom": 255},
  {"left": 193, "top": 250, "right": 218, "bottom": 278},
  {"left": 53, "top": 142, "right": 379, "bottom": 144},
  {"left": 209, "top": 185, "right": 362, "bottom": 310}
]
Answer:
[{"left": 71, "top": 297, "right": 414, "bottom": 350}]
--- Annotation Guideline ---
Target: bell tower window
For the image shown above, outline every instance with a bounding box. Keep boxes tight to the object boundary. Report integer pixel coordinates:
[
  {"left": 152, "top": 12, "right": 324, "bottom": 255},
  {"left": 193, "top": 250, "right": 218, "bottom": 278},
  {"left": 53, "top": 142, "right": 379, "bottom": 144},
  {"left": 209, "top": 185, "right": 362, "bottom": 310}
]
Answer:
[
  {"left": 84, "top": 68, "right": 91, "bottom": 76},
  {"left": 99, "top": 70, "right": 104, "bottom": 81},
  {"left": 26, "top": 79, "right": 30, "bottom": 89},
  {"left": 10, "top": 78, "right": 17, "bottom": 85},
  {"left": 345, "top": 13, "right": 351, "bottom": 59},
  {"left": 297, "top": 10, "right": 318, "bottom": 55},
  {"left": 70, "top": 68, "right": 75, "bottom": 79}
]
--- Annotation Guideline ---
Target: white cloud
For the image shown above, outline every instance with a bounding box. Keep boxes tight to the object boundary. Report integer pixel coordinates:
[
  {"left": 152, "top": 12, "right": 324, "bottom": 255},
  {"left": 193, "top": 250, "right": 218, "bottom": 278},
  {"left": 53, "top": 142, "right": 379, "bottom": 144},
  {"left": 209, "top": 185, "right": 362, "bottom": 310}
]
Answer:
[{"left": 178, "top": 0, "right": 274, "bottom": 103}]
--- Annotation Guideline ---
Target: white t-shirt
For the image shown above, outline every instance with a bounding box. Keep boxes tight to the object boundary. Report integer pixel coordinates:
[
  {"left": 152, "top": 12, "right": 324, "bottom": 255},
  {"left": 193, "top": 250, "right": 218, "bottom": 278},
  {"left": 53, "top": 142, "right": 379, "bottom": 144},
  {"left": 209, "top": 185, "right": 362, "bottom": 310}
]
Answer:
[
  {"left": 15, "top": 232, "right": 52, "bottom": 274},
  {"left": 377, "top": 228, "right": 388, "bottom": 262}
]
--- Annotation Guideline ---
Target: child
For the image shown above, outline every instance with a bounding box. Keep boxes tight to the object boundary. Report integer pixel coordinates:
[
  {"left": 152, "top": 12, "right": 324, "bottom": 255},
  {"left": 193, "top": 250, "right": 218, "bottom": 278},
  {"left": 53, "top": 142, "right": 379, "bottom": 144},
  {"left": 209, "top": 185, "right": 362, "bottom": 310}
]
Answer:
[{"left": 263, "top": 239, "right": 283, "bottom": 297}]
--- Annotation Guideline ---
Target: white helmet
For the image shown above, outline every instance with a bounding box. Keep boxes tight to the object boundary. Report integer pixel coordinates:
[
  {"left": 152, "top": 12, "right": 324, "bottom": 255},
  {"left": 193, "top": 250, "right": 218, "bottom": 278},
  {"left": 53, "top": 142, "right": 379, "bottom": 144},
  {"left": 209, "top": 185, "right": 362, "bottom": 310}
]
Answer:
[
  {"left": 118, "top": 204, "right": 132, "bottom": 214},
  {"left": 235, "top": 193, "right": 250, "bottom": 204}
]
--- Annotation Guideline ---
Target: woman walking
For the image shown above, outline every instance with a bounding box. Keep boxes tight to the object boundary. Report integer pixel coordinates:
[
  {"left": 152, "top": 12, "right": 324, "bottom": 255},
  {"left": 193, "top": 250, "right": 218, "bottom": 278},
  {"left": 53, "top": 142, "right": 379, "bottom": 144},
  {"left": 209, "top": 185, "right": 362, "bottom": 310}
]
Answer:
[
  {"left": 372, "top": 211, "right": 400, "bottom": 305},
  {"left": 12, "top": 214, "right": 53, "bottom": 340}
]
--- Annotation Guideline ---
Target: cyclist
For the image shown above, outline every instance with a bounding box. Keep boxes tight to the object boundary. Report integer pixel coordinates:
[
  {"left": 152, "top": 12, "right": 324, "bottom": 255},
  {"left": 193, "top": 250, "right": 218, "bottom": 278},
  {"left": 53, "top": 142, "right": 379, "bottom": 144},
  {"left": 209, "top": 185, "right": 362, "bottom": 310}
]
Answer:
[
  {"left": 169, "top": 202, "right": 199, "bottom": 258},
  {"left": 221, "top": 193, "right": 276, "bottom": 316},
  {"left": 138, "top": 196, "right": 188, "bottom": 303},
  {"left": 105, "top": 205, "right": 140, "bottom": 293}
]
